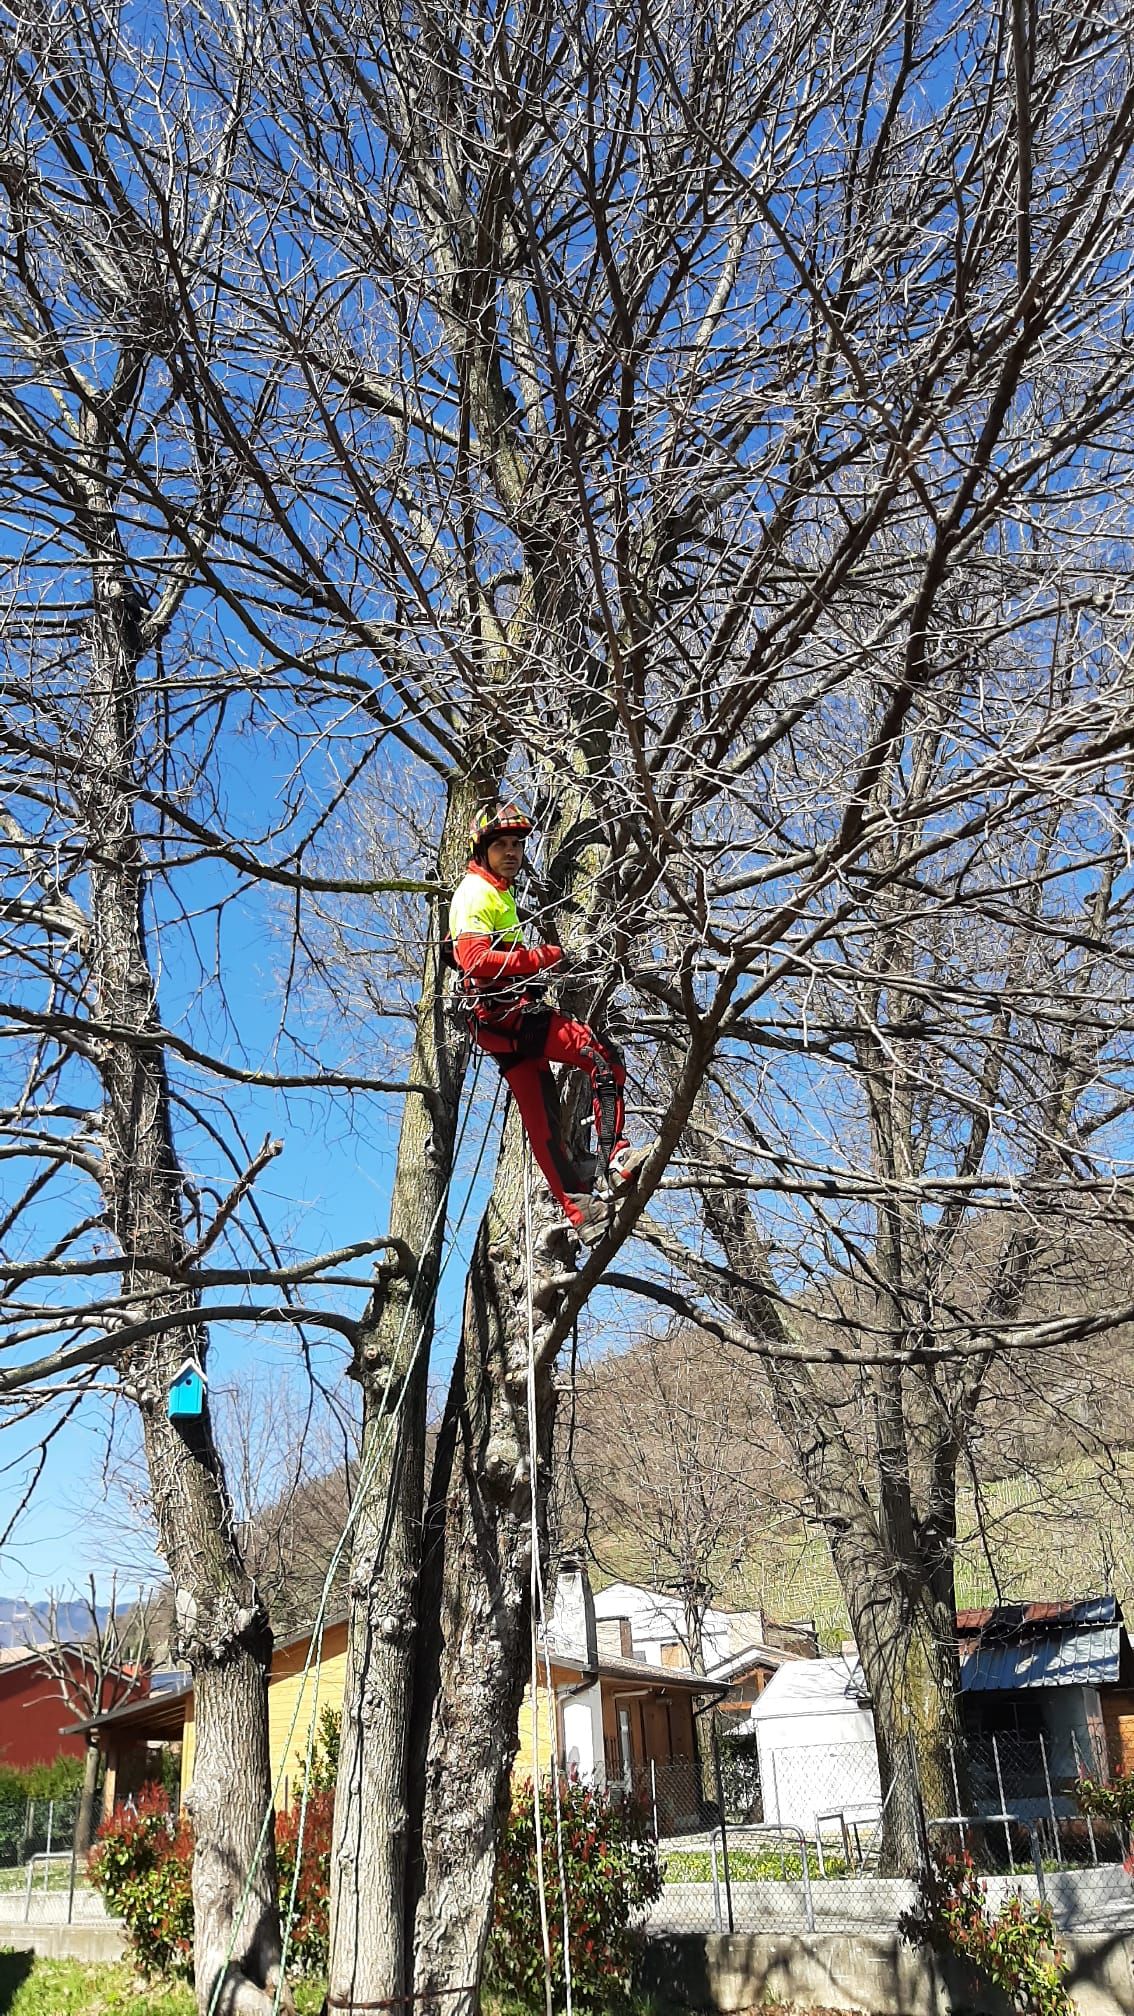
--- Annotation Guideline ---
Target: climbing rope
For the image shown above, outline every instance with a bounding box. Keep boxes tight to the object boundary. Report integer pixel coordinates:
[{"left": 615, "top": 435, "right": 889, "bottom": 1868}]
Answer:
[
  {"left": 199, "top": 1046, "right": 499, "bottom": 2016},
  {"left": 523, "top": 1147, "right": 574, "bottom": 2016}
]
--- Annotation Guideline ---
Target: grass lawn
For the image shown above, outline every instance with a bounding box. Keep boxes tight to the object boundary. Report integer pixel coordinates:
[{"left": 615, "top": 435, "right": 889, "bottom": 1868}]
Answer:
[
  {"left": 0, "top": 1955, "right": 896, "bottom": 2016},
  {"left": 662, "top": 1847, "right": 849, "bottom": 1882},
  {"left": 0, "top": 1955, "right": 326, "bottom": 2015},
  {"left": 0, "top": 1864, "right": 90, "bottom": 1895}
]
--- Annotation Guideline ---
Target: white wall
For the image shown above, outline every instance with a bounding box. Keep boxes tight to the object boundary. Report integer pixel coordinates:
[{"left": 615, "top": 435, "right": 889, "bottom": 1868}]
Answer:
[
  {"left": 757, "top": 1711, "right": 881, "bottom": 1834},
  {"left": 591, "top": 1581, "right": 750, "bottom": 1668},
  {"left": 559, "top": 1682, "right": 605, "bottom": 1786}
]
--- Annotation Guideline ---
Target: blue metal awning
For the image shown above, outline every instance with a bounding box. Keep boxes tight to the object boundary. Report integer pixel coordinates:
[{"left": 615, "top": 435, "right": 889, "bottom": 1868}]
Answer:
[{"left": 960, "top": 1625, "right": 1121, "bottom": 1692}]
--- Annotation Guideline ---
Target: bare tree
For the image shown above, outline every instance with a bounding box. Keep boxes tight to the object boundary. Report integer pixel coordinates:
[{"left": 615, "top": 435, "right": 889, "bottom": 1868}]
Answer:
[
  {"left": 3, "top": 0, "right": 1134, "bottom": 2007},
  {"left": 620, "top": 774, "right": 1134, "bottom": 1862},
  {"left": 566, "top": 1324, "right": 787, "bottom": 1668},
  {"left": 31, "top": 1578, "right": 152, "bottom": 1852},
  {"left": 0, "top": 6, "right": 404, "bottom": 2004}
]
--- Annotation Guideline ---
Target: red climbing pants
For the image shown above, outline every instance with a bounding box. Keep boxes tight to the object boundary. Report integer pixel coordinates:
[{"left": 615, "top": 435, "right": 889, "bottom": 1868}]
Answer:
[{"left": 472, "top": 1012, "right": 627, "bottom": 1228}]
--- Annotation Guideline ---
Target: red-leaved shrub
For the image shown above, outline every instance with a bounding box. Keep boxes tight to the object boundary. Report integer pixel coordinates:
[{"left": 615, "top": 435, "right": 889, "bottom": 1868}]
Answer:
[
  {"left": 276, "top": 1789, "right": 334, "bottom": 1973},
  {"left": 88, "top": 1783, "right": 194, "bottom": 1978},
  {"left": 486, "top": 1776, "right": 662, "bottom": 2012},
  {"left": 901, "top": 1848, "right": 1074, "bottom": 2016},
  {"left": 88, "top": 1781, "right": 335, "bottom": 1979}
]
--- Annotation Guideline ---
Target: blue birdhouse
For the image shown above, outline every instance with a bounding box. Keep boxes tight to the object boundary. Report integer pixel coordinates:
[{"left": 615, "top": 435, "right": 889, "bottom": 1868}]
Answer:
[{"left": 168, "top": 1357, "right": 207, "bottom": 1421}]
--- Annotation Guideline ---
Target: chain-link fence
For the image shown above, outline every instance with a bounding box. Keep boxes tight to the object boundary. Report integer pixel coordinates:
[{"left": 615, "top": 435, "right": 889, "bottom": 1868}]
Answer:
[
  {"left": 0, "top": 1796, "right": 110, "bottom": 1924},
  {"left": 613, "top": 1724, "right": 1134, "bottom": 1937},
  {"left": 927, "top": 1728, "right": 1132, "bottom": 1935}
]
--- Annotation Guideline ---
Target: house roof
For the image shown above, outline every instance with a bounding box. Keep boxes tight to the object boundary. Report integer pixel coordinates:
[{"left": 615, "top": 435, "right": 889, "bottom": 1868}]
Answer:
[
  {"left": 955, "top": 1596, "right": 1129, "bottom": 1692},
  {"left": 65, "top": 1677, "right": 191, "bottom": 1741},
  {"left": 956, "top": 1597, "right": 1120, "bottom": 1635},
  {"left": 705, "top": 1641, "right": 796, "bottom": 1683},
  {"left": 0, "top": 1646, "right": 135, "bottom": 1679},
  {"left": 960, "top": 1626, "right": 1122, "bottom": 1693},
  {"left": 70, "top": 1617, "right": 720, "bottom": 1743},
  {"left": 547, "top": 1646, "right": 721, "bottom": 1694},
  {"left": 743, "top": 1598, "right": 1130, "bottom": 1720},
  {"left": 748, "top": 1655, "right": 869, "bottom": 1721}
]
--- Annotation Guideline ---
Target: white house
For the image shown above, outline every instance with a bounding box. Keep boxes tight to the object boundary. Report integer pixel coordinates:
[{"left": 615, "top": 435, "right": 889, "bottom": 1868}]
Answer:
[{"left": 591, "top": 1580, "right": 786, "bottom": 1670}]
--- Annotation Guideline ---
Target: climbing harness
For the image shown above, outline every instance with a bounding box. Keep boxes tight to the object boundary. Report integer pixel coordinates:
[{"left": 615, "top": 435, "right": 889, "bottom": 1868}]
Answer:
[{"left": 439, "top": 923, "right": 555, "bottom": 1036}]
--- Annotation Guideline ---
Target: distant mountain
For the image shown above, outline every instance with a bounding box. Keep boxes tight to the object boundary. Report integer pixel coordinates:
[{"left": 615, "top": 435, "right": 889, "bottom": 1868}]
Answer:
[{"left": 0, "top": 1596, "right": 115, "bottom": 1648}]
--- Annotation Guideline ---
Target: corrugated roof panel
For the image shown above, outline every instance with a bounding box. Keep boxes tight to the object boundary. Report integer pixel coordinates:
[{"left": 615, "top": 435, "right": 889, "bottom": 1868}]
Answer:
[
  {"left": 961, "top": 1625, "right": 1120, "bottom": 1692},
  {"left": 956, "top": 1596, "right": 1119, "bottom": 1635}
]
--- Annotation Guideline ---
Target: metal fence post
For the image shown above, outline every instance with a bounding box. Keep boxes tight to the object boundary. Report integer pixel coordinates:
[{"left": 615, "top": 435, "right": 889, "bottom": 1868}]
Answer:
[
  {"left": 650, "top": 1760, "right": 659, "bottom": 1844},
  {"left": 991, "top": 1735, "right": 1015, "bottom": 1872},
  {"left": 798, "top": 1829, "right": 816, "bottom": 1932},
  {"left": 67, "top": 1834, "right": 78, "bottom": 1925},
  {"left": 947, "top": 1738, "right": 968, "bottom": 1857},
  {"left": 710, "top": 1718, "right": 735, "bottom": 1932},
  {"left": 1038, "top": 1732, "right": 1063, "bottom": 1869},
  {"left": 1071, "top": 1729, "right": 1099, "bottom": 1865}
]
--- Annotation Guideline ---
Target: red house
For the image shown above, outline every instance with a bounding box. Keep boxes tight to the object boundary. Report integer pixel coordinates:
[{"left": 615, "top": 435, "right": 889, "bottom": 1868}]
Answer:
[{"left": 0, "top": 1649, "right": 149, "bottom": 1769}]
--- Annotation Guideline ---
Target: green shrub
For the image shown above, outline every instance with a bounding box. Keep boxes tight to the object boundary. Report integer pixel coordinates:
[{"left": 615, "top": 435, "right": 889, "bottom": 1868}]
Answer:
[
  {"left": 716, "top": 1725, "right": 761, "bottom": 1818},
  {"left": 486, "top": 1777, "right": 662, "bottom": 2013},
  {"left": 88, "top": 1784, "right": 194, "bottom": 1979},
  {"left": 0, "top": 1755, "right": 85, "bottom": 1803},
  {"left": 291, "top": 1704, "right": 341, "bottom": 1799},
  {"left": 901, "top": 1848, "right": 1074, "bottom": 2016}
]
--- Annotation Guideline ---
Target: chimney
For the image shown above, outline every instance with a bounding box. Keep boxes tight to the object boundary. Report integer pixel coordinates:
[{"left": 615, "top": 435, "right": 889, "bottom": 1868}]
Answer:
[
  {"left": 596, "top": 1617, "right": 634, "bottom": 1658},
  {"left": 549, "top": 1555, "right": 598, "bottom": 1675}
]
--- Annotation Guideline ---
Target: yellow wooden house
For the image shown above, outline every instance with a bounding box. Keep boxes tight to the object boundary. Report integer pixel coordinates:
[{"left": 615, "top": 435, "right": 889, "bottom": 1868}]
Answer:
[{"left": 78, "top": 1610, "right": 716, "bottom": 1822}]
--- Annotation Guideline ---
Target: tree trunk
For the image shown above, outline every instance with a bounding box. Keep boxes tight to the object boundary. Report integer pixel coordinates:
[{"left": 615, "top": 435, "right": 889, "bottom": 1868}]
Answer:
[
  {"left": 75, "top": 1739, "right": 100, "bottom": 1858},
  {"left": 828, "top": 1529, "right": 963, "bottom": 1873},
  {"left": 81, "top": 481, "right": 284, "bottom": 2012},
  {"left": 699, "top": 1181, "right": 964, "bottom": 1876},
  {"left": 326, "top": 784, "right": 476, "bottom": 2014},
  {"left": 190, "top": 1646, "right": 283, "bottom": 2013},
  {"left": 409, "top": 1168, "right": 571, "bottom": 2014}
]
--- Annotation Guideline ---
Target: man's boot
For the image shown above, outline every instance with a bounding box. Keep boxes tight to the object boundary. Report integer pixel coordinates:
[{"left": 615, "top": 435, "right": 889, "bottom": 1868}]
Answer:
[{"left": 565, "top": 1193, "right": 610, "bottom": 1246}]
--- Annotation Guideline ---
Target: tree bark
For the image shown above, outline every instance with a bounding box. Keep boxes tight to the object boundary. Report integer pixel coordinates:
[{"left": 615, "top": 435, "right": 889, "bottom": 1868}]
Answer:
[
  {"left": 827, "top": 1518, "right": 963, "bottom": 1871},
  {"left": 81, "top": 453, "right": 284, "bottom": 2013},
  {"left": 326, "top": 781, "right": 478, "bottom": 2014},
  {"left": 75, "top": 1739, "right": 101, "bottom": 1859},
  {"left": 699, "top": 1183, "right": 964, "bottom": 1875},
  {"left": 409, "top": 1168, "right": 571, "bottom": 2015}
]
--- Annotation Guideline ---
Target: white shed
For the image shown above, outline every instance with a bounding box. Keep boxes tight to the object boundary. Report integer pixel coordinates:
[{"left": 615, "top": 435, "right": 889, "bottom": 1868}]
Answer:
[{"left": 747, "top": 1655, "right": 882, "bottom": 1836}]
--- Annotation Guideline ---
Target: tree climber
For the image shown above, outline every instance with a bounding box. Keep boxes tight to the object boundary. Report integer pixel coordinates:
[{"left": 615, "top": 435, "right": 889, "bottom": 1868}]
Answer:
[{"left": 449, "top": 803, "right": 648, "bottom": 1244}]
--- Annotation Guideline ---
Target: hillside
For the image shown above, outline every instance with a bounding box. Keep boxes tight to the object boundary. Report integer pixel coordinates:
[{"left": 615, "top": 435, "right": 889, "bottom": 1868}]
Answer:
[{"left": 562, "top": 1326, "right": 1134, "bottom": 1647}]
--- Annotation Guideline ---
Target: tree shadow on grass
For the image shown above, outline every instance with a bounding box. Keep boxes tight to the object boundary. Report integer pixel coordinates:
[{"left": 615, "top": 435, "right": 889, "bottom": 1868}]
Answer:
[{"left": 0, "top": 1949, "right": 34, "bottom": 2014}]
